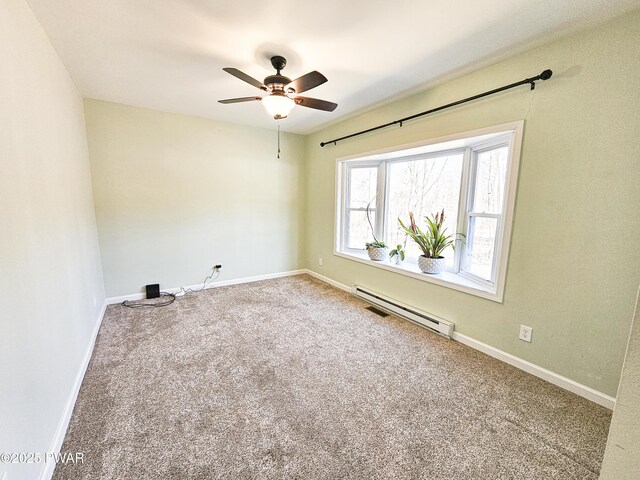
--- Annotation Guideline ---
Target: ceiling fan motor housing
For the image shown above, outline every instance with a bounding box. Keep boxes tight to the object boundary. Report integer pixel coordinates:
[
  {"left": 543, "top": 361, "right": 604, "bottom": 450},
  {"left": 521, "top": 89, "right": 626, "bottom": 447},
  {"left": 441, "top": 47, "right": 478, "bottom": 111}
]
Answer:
[{"left": 264, "top": 74, "right": 292, "bottom": 92}]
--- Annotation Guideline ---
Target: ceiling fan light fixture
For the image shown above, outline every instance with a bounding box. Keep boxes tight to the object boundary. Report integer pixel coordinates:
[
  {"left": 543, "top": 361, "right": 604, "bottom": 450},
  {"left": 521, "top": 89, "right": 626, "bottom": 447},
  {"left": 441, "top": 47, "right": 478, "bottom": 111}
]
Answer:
[{"left": 261, "top": 94, "right": 295, "bottom": 119}]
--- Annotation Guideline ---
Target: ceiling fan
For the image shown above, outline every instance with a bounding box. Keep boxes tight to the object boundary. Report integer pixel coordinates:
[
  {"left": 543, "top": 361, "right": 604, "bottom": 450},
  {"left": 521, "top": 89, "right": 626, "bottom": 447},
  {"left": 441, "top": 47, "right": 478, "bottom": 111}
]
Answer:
[{"left": 219, "top": 56, "right": 338, "bottom": 120}]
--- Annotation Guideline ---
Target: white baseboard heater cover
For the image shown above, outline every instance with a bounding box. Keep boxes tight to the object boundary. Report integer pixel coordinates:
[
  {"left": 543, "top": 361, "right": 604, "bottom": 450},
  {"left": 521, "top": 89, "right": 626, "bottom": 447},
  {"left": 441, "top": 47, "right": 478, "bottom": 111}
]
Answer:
[{"left": 352, "top": 285, "right": 454, "bottom": 338}]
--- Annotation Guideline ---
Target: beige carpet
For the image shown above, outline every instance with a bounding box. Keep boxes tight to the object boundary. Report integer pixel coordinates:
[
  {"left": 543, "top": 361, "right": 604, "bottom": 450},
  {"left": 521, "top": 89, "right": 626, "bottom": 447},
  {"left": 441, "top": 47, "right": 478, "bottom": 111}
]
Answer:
[{"left": 54, "top": 275, "right": 611, "bottom": 479}]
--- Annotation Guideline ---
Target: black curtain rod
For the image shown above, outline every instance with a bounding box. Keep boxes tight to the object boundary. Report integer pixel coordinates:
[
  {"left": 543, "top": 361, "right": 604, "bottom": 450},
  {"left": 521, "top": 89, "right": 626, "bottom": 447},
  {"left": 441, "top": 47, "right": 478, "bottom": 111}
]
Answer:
[{"left": 320, "top": 69, "right": 553, "bottom": 147}]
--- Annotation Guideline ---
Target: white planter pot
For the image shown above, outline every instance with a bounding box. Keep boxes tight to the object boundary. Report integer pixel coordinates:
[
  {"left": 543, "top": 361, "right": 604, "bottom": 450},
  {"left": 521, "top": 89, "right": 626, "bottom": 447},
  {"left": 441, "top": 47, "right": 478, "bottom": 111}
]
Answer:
[
  {"left": 367, "top": 246, "right": 388, "bottom": 261},
  {"left": 391, "top": 254, "right": 403, "bottom": 265},
  {"left": 418, "top": 255, "right": 445, "bottom": 274}
]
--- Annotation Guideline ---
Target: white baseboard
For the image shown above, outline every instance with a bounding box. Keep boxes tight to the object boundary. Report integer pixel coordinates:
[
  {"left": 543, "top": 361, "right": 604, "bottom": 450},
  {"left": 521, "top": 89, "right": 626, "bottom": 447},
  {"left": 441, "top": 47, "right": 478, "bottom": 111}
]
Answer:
[
  {"left": 39, "top": 301, "right": 107, "bottom": 480},
  {"left": 304, "top": 269, "right": 616, "bottom": 410},
  {"left": 451, "top": 332, "right": 616, "bottom": 409},
  {"left": 304, "top": 269, "right": 351, "bottom": 292},
  {"left": 106, "top": 269, "right": 308, "bottom": 304}
]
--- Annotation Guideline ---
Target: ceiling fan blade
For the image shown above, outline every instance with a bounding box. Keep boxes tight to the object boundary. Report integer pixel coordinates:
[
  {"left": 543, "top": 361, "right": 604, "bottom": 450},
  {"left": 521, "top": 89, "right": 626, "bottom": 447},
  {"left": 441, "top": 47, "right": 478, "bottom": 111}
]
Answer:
[
  {"left": 218, "top": 96, "right": 262, "bottom": 104},
  {"left": 294, "top": 96, "right": 337, "bottom": 112},
  {"left": 222, "top": 67, "right": 266, "bottom": 90},
  {"left": 289, "top": 71, "right": 327, "bottom": 94}
]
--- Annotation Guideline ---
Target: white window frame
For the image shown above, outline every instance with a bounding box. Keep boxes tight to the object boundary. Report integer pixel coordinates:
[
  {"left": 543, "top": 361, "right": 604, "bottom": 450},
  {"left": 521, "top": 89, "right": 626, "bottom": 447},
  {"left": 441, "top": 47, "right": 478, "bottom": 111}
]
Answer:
[
  {"left": 334, "top": 121, "right": 524, "bottom": 303},
  {"left": 459, "top": 137, "right": 512, "bottom": 287},
  {"left": 340, "top": 161, "right": 384, "bottom": 254}
]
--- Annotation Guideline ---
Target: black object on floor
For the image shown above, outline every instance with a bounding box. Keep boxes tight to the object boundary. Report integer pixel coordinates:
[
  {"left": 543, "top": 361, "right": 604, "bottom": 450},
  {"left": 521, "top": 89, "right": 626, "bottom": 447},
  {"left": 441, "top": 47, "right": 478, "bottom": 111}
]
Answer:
[{"left": 146, "top": 284, "right": 160, "bottom": 299}]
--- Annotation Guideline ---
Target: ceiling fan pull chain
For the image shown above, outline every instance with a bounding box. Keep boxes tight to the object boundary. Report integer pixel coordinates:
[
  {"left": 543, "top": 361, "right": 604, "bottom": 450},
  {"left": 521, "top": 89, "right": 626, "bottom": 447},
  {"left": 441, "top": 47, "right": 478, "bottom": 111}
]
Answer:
[{"left": 277, "top": 121, "right": 281, "bottom": 159}]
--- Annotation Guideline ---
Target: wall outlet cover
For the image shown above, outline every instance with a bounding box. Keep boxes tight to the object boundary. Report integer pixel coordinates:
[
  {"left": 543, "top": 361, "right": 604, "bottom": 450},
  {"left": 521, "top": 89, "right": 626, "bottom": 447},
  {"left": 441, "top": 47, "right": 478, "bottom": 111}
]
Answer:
[
  {"left": 519, "top": 325, "right": 533, "bottom": 343},
  {"left": 318, "top": 257, "right": 323, "bottom": 266}
]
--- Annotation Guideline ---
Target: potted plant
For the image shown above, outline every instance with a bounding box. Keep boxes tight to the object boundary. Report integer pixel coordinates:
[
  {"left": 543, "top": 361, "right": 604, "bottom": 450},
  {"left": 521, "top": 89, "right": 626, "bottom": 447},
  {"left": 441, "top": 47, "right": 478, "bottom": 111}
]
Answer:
[
  {"left": 366, "top": 240, "right": 388, "bottom": 261},
  {"left": 389, "top": 243, "right": 406, "bottom": 265},
  {"left": 399, "top": 209, "right": 458, "bottom": 274},
  {"left": 365, "top": 198, "right": 387, "bottom": 261}
]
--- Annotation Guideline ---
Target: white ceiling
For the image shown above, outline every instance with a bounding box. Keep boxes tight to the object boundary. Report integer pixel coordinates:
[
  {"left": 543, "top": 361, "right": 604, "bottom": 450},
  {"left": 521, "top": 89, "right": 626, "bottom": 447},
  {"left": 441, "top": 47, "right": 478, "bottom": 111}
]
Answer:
[{"left": 26, "top": 0, "right": 640, "bottom": 134}]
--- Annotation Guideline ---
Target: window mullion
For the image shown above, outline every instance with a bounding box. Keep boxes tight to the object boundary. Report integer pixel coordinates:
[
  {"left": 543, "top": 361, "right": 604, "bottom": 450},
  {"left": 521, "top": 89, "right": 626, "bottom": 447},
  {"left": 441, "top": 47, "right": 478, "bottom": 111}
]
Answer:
[
  {"left": 462, "top": 148, "right": 478, "bottom": 274},
  {"left": 463, "top": 213, "right": 475, "bottom": 274},
  {"left": 490, "top": 216, "right": 503, "bottom": 285},
  {"left": 374, "top": 162, "right": 386, "bottom": 243},
  {"left": 454, "top": 147, "right": 472, "bottom": 273}
]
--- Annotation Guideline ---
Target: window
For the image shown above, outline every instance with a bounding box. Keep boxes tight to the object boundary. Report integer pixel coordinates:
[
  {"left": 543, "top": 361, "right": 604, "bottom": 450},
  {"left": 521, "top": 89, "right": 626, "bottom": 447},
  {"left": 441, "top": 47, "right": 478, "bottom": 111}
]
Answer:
[
  {"left": 386, "top": 152, "right": 464, "bottom": 269},
  {"left": 343, "top": 165, "right": 379, "bottom": 249},
  {"left": 335, "top": 122, "right": 524, "bottom": 302}
]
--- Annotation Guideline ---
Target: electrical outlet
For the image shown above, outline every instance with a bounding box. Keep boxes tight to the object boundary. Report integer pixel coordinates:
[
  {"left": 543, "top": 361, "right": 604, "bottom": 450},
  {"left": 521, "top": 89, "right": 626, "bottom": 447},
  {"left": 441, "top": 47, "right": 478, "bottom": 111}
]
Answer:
[
  {"left": 519, "top": 325, "right": 533, "bottom": 343},
  {"left": 318, "top": 257, "right": 323, "bottom": 266}
]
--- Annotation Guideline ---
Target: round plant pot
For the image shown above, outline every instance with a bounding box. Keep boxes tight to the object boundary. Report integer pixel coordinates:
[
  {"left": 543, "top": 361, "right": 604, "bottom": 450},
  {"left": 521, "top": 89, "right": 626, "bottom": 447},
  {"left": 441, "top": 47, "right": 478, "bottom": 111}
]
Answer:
[
  {"left": 366, "top": 246, "right": 388, "bottom": 261},
  {"left": 418, "top": 255, "right": 445, "bottom": 274}
]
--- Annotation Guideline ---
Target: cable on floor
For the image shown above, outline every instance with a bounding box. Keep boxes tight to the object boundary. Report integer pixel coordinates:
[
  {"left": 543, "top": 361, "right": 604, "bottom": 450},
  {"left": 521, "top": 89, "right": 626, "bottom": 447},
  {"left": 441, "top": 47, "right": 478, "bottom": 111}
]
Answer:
[{"left": 122, "top": 292, "right": 176, "bottom": 308}]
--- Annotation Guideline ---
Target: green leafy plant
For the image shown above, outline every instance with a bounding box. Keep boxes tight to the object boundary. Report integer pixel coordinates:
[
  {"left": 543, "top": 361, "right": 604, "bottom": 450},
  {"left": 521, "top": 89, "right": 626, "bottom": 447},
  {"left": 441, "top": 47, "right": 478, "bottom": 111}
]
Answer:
[
  {"left": 398, "top": 209, "right": 459, "bottom": 258},
  {"left": 389, "top": 244, "right": 406, "bottom": 261},
  {"left": 366, "top": 241, "right": 388, "bottom": 249},
  {"left": 365, "top": 197, "right": 386, "bottom": 249}
]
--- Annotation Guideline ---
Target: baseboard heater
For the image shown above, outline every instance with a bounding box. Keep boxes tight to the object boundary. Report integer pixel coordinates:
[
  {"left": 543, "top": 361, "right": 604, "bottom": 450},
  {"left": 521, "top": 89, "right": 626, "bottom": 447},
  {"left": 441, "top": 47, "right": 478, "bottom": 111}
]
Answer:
[{"left": 352, "top": 286, "right": 454, "bottom": 338}]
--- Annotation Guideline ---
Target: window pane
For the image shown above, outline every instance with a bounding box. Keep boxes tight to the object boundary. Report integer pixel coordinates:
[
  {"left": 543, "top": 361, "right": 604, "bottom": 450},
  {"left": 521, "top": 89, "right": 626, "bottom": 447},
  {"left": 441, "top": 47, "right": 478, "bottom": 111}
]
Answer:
[
  {"left": 349, "top": 167, "right": 378, "bottom": 209},
  {"left": 387, "top": 154, "right": 463, "bottom": 267},
  {"left": 473, "top": 147, "right": 508, "bottom": 214},
  {"left": 465, "top": 216, "right": 497, "bottom": 281},
  {"left": 347, "top": 209, "right": 376, "bottom": 249}
]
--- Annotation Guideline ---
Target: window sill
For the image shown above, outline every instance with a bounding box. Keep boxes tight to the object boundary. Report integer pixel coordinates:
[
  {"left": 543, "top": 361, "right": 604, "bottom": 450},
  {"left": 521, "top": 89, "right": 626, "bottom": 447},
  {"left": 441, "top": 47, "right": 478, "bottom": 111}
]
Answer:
[{"left": 334, "top": 250, "right": 503, "bottom": 303}]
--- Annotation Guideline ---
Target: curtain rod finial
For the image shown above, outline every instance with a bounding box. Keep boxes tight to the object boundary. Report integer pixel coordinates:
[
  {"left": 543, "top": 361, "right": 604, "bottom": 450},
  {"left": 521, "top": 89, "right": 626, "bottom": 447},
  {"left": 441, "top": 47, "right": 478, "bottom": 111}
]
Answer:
[{"left": 540, "top": 69, "right": 553, "bottom": 80}]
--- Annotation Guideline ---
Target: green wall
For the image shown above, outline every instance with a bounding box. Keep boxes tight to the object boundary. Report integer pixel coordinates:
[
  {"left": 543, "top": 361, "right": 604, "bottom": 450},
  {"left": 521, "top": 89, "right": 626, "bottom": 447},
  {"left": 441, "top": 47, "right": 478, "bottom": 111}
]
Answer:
[
  {"left": 303, "top": 10, "right": 640, "bottom": 396},
  {"left": 85, "top": 100, "right": 306, "bottom": 297}
]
